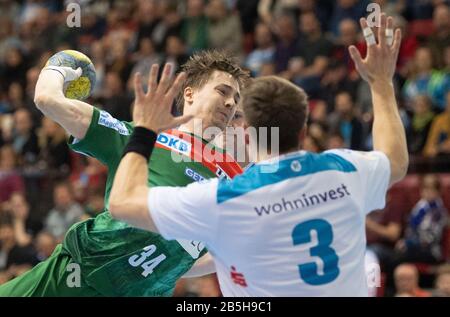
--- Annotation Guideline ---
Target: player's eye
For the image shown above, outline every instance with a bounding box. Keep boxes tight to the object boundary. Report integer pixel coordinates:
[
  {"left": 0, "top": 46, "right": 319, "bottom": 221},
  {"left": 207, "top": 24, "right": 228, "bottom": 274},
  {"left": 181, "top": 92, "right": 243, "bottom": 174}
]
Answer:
[{"left": 217, "top": 88, "right": 226, "bottom": 96}]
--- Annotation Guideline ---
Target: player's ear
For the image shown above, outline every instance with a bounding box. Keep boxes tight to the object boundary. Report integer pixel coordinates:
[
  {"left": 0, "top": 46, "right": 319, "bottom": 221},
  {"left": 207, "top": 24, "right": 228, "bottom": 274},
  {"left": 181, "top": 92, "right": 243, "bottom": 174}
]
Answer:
[{"left": 184, "top": 87, "right": 194, "bottom": 105}]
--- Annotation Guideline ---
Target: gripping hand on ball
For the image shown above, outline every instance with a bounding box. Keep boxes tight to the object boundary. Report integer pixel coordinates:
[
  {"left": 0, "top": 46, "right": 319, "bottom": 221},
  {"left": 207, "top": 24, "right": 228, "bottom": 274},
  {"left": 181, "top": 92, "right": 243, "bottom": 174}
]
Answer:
[{"left": 43, "top": 66, "right": 82, "bottom": 84}]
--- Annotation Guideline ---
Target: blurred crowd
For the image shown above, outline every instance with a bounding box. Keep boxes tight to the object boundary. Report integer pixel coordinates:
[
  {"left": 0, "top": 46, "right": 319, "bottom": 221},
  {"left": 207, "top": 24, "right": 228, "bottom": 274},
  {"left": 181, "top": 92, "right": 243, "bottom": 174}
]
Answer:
[{"left": 0, "top": 0, "right": 449, "bottom": 296}]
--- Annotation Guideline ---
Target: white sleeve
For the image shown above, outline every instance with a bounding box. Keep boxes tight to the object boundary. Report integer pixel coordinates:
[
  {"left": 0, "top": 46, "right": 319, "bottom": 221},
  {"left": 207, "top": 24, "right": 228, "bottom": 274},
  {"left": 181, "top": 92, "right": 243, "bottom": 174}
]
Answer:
[
  {"left": 147, "top": 179, "right": 219, "bottom": 244},
  {"left": 325, "top": 149, "right": 391, "bottom": 214}
]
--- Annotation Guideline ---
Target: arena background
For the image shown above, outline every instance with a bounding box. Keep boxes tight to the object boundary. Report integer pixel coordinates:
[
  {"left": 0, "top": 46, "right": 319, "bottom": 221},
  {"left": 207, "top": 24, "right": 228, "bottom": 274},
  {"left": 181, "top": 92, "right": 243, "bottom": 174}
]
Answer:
[{"left": 0, "top": 0, "right": 449, "bottom": 297}]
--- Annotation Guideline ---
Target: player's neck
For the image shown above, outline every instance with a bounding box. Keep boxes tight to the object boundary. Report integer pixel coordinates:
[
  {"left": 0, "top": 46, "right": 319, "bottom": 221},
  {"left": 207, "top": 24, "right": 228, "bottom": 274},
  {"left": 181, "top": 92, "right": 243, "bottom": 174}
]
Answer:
[{"left": 178, "top": 123, "right": 217, "bottom": 142}]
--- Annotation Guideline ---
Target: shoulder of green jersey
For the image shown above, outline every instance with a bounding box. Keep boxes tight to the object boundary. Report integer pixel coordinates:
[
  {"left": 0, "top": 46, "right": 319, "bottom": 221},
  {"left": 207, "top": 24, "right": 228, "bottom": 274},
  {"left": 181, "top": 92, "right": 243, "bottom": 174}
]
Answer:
[{"left": 98, "top": 110, "right": 131, "bottom": 135}]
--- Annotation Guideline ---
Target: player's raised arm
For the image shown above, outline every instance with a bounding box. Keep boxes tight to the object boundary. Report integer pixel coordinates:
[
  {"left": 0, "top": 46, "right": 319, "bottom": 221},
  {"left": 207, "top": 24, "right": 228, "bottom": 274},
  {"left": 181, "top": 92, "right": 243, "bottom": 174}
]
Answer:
[
  {"left": 34, "top": 59, "right": 94, "bottom": 140},
  {"left": 349, "top": 14, "right": 408, "bottom": 186},
  {"left": 109, "top": 63, "right": 192, "bottom": 231}
]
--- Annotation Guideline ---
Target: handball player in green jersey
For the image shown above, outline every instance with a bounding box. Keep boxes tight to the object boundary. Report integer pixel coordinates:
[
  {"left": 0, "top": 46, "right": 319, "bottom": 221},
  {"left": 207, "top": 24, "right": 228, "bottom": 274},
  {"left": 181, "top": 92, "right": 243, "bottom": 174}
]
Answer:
[{"left": 0, "top": 50, "right": 249, "bottom": 296}]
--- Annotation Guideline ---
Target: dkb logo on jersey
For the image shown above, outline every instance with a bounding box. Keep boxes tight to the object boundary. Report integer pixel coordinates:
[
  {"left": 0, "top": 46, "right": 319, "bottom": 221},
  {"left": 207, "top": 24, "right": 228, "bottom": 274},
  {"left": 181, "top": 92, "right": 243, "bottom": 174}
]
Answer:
[{"left": 157, "top": 133, "right": 191, "bottom": 155}]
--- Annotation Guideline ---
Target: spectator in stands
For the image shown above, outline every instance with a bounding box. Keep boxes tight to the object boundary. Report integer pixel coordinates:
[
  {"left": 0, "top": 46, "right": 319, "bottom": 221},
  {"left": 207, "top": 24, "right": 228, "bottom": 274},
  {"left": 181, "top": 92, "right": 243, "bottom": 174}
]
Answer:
[
  {"left": 372, "top": 0, "right": 401, "bottom": 18},
  {"left": 135, "top": 0, "right": 161, "bottom": 46},
  {"left": 106, "top": 40, "right": 134, "bottom": 85},
  {"left": 236, "top": 0, "right": 259, "bottom": 33},
  {"left": 309, "top": 100, "right": 328, "bottom": 126},
  {"left": 7, "top": 82, "right": 25, "bottom": 111},
  {"left": 38, "top": 117, "right": 70, "bottom": 172},
  {"left": 408, "top": 95, "right": 435, "bottom": 154},
  {"left": 401, "top": 0, "right": 435, "bottom": 21},
  {"left": 394, "top": 263, "right": 431, "bottom": 297},
  {"left": 84, "top": 188, "right": 105, "bottom": 218},
  {"left": 287, "top": 12, "right": 332, "bottom": 97},
  {"left": 5, "top": 192, "right": 40, "bottom": 243},
  {"left": 328, "top": 91, "right": 365, "bottom": 150},
  {"left": 0, "top": 145, "right": 24, "bottom": 204},
  {"left": 403, "top": 46, "right": 450, "bottom": 111},
  {"left": 321, "top": 60, "right": 358, "bottom": 111},
  {"left": 181, "top": 0, "right": 209, "bottom": 52},
  {"left": 151, "top": 2, "right": 183, "bottom": 53},
  {"left": 396, "top": 174, "right": 448, "bottom": 264},
  {"left": 273, "top": 14, "right": 298, "bottom": 73},
  {"left": 12, "top": 108, "right": 40, "bottom": 166},
  {"left": 162, "top": 36, "right": 189, "bottom": 77},
  {"left": 245, "top": 23, "right": 275, "bottom": 77},
  {"left": 303, "top": 135, "right": 323, "bottom": 153},
  {"left": 394, "top": 15, "right": 418, "bottom": 79},
  {"left": 329, "top": 0, "right": 369, "bottom": 37},
  {"left": 206, "top": 0, "right": 243, "bottom": 59},
  {"left": 0, "top": 209, "right": 38, "bottom": 273},
  {"left": 307, "top": 121, "right": 328, "bottom": 150},
  {"left": 332, "top": 18, "right": 366, "bottom": 80},
  {"left": 35, "top": 231, "right": 57, "bottom": 262},
  {"left": 70, "top": 156, "right": 107, "bottom": 204},
  {"left": 98, "top": 71, "right": 133, "bottom": 122},
  {"left": 44, "top": 181, "right": 85, "bottom": 241},
  {"left": 432, "top": 265, "right": 450, "bottom": 297},
  {"left": 128, "top": 38, "right": 161, "bottom": 92},
  {"left": 1, "top": 47, "right": 28, "bottom": 89},
  {"left": 424, "top": 91, "right": 450, "bottom": 157},
  {"left": 366, "top": 192, "right": 404, "bottom": 277},
  {"left": 257, "top": 0, "right": 299, "bottom": 27},
  {"left": 428, "top": 4, "right": 450, "bottom": 69},
  {"left": 327, "top": 132, "right": 346, "bottom": 150}
]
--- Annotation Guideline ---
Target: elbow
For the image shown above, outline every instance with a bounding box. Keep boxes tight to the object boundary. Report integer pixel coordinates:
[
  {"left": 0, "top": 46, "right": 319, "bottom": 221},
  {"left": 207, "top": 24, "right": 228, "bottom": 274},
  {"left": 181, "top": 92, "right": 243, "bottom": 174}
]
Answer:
[
  {"left": 34, "top": 92, "right": 49, "bottom": 111},
  {"left": 34, "top": 92, "right": 59, "bottom": 113},
  {"left": 391, "top": 157, "right": 409, "bottom": 184},
  {"left": 34, "top": 90, "right": 65, "bottom": 113}
]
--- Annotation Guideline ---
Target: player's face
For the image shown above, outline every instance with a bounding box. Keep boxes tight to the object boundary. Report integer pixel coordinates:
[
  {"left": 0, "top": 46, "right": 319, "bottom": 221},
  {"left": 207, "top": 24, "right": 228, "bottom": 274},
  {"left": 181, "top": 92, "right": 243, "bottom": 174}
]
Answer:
[{"left": 188, "top": 70, "right": 241, "bottom": 131}]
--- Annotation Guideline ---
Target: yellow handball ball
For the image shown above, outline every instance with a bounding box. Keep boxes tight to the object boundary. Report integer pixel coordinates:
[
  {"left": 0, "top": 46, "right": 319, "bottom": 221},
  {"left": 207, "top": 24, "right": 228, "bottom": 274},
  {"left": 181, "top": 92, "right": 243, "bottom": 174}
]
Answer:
[{"left": 45, "top": 50, "right": 96, "bottom": 100}]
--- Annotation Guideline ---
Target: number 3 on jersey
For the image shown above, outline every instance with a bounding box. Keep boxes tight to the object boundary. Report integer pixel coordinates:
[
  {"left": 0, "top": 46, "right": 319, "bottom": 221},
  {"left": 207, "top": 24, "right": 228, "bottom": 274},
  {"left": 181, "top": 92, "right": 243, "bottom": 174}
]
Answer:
[
  {"left": 128, "top": 245, "right": 167, "bottom": 277},
  {"left": 292, "top": 219, "right": 339, "bottom": 285}
]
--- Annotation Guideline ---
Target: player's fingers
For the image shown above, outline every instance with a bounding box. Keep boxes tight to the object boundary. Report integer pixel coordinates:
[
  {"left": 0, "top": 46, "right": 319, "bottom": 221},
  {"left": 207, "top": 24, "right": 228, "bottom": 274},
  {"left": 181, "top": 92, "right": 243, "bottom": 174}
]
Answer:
[
  {"left": 361, "top": 18, "right": 376, "bottom": 47},
  {"left": 378, "top": 13, "right": 387, "bottom": 48},
  {"left": 74, "top": 67, "right": 82, "bottom": 79},
  {"left": 386, "top": 16, "right": 394, "bottom": 46},
  {"left": 134, "top": 72, "right": 144, "bottom": 100},
  {"left": 349, "top": 45, "right": 364, "bottom": 68},
  {"left": 147, "top": 64, "right": 159, "bottom": 95},
  {"left": 165, "top": 72, "right": 187, "bottom": 101},
  {"left": 392, "top": 28, "right": 402, "bottom": 61},
  {"left": 157, "top": 63, "right": 174, "bottom": 96}
]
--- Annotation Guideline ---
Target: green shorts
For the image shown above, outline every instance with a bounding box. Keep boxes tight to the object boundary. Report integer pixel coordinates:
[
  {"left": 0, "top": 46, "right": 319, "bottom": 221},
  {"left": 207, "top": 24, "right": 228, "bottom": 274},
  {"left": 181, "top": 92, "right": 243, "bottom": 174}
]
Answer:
[{"left": 0, "top": 244, "right": 101, "bottom": 297}]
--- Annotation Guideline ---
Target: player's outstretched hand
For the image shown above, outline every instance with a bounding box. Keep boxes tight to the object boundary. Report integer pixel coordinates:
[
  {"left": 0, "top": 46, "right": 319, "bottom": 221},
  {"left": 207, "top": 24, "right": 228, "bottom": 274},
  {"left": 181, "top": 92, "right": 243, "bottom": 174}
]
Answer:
[
  {"left": 133, "top": 63, "right": 192, "bottom": 133},
  {"left": 349, "top": 13, "right": 402, "bottom": 85}
]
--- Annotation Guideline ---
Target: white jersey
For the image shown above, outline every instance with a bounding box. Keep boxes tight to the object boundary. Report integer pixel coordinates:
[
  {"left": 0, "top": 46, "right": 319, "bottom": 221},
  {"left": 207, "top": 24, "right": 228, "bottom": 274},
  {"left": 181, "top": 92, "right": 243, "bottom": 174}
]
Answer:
[{"left": 148, "top": 149, "right": 391, "bottom": 296}]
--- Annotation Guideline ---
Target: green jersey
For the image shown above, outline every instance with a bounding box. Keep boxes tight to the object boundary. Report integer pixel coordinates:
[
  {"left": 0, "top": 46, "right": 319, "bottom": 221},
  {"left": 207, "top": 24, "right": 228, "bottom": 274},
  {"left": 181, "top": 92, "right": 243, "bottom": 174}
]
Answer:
[{"left": 64, "top": 108, "right": 242, "bottom": 296}]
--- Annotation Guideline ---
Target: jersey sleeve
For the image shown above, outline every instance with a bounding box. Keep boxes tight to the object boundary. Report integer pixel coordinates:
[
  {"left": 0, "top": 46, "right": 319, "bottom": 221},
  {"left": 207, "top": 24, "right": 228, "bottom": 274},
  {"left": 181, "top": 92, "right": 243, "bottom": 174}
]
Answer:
[
  {"left": 325, "top": 149, "right": 391, "bottom": 214},
  {"left": 148, "top": 179, "right": 219, "bottom": 244},
  {"left": 68, "top": 108, "right": 133, "bottom": 167}
]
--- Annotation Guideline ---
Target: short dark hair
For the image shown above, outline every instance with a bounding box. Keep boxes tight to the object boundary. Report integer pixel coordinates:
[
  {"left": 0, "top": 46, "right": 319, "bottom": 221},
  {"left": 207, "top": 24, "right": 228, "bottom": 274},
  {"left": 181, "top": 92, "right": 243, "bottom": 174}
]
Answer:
[
  {"left": 242, "top": 76, "right": 309, "bottom": 153},
  {"left": 176, "top": 50, "right": 249, "bottom": 113}
]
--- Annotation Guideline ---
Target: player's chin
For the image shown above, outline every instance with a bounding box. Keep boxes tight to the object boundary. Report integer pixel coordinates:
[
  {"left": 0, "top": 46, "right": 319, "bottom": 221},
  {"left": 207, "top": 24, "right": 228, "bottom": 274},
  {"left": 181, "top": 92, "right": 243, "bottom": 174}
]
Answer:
[{"left": 212, "top": 119, "right": 227, "bottom": 132}]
